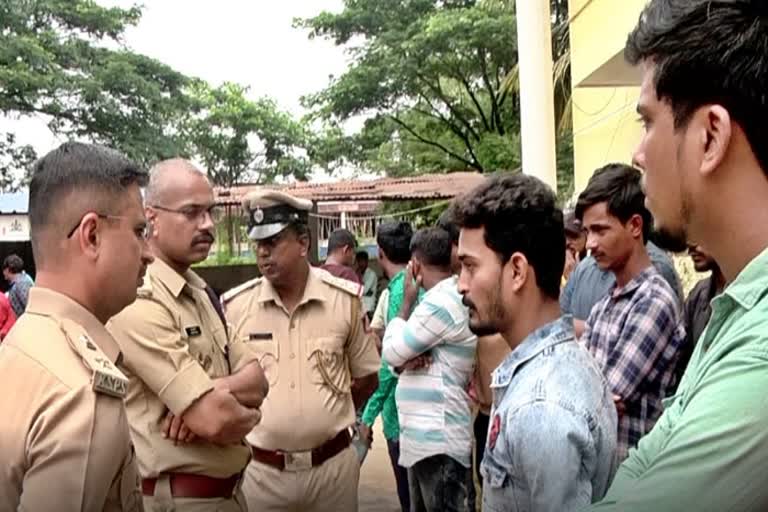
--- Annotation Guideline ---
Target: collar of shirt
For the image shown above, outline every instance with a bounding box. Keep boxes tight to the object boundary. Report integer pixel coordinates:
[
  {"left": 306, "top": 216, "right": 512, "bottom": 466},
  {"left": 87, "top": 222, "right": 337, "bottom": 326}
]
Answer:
[
  {"left": 721, "top": 246, "right": 768, "bottom": 310},
  {"left": 257, "top": 266, "right": 327, "bottom": 308},
  {"left": 25, "top": 286, "right": 121, "bottom": 363},
  {"left": 149, "top": 257, "right": 206, "bottom": 298},
  {"left": 491, "top": 315, "right": 575, "bottom": 389},
  {"left": 611, "top": 266, "right": 658, "bottom": 300},
  {"left": 387, "top": 268, "right": 406, "bottom": 293}
]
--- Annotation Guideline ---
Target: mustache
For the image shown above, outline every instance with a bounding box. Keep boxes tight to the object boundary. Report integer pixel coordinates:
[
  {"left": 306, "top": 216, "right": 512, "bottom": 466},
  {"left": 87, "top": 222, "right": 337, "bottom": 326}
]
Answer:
[{"left": 192, "top": 232, "right": 215, "bottom": 245}]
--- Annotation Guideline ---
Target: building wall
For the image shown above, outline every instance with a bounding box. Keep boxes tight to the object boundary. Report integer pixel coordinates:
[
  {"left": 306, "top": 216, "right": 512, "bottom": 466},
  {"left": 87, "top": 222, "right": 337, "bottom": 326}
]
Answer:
[{"left": 568, "top": 0, "right": 647, "bottom": 192}]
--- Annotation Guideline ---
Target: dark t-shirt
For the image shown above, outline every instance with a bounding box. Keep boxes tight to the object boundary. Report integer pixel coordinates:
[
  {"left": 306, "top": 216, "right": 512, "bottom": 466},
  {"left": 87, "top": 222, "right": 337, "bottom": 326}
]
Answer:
[{"left": 320, "top": 263, "right": 362, "bottom": 284}]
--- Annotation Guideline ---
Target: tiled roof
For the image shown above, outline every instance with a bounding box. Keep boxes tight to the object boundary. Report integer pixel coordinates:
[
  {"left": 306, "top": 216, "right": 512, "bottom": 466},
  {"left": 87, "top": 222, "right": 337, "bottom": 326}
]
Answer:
[{"left": 215, "top": 172, "right": 486, "bottom": 205}]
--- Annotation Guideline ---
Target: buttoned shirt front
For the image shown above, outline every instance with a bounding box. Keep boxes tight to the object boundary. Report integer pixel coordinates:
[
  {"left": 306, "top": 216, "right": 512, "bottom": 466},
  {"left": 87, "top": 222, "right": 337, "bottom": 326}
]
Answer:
[
  {"left": 224, "top": 266, "right": 380, "bottom": 452},
  {"left": 482, "top": 317, "right": 617, "bottom": 512},
  {"left": 0, "top": 287, "right": 142, "bottom": 511},
  {"left": 108, "top": 258, "right": 257, "bottom": 479},
  {"left": 583, "top": 266, "right": 685, "bottom": 461}
]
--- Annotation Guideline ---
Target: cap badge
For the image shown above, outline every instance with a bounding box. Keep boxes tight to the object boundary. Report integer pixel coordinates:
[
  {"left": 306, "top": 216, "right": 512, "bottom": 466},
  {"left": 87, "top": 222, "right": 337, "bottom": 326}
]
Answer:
[{"left": 253, "top": 207, "right": 265, "bottom": 224}]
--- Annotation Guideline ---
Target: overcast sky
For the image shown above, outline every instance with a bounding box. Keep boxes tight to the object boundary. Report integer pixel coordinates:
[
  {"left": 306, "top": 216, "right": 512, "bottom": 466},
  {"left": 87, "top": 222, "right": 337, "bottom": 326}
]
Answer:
[{"left": 3, "top": 0, "right": 349, "bottom": 158}]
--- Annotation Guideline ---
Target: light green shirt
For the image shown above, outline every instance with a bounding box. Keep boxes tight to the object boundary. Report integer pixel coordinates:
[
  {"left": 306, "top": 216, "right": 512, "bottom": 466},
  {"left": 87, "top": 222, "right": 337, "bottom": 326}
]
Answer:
[{"left": 589, "top": 247, "right": 768, "bottom": 511}]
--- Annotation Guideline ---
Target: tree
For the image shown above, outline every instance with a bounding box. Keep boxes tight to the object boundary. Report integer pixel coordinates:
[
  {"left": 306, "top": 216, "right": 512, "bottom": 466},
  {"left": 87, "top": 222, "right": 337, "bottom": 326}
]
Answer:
[
  {"left": 0, "top": 0, "right": 194, "bottom": 176},
  {"left": 184, "top": 82, "right": 310, "bottom": 188},
  {"left": 299, "top": 0, "right": 575, "bottom": 200}
]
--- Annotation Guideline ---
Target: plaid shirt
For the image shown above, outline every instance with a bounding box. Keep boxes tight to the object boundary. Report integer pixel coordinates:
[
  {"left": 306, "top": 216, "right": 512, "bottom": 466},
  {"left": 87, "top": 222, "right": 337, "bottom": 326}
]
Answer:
[{"left": 583, "top": 266, "right": 685, "bottom": 461}]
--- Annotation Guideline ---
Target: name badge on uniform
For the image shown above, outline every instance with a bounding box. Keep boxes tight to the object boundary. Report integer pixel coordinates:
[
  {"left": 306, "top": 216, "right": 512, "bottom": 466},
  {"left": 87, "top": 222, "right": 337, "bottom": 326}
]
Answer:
[
  {"left": 249, "top": 332, "right": 272, "bottom": 341},
  {"left": 186, "top": 326, "right": 202, "bottom": 337}
]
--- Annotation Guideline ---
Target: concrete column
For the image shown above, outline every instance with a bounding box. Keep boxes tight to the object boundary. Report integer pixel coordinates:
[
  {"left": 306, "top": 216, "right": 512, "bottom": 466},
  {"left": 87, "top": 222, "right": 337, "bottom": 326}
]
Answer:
[{"left": 515, "top": 0, "right": 558, "bottom": 189}]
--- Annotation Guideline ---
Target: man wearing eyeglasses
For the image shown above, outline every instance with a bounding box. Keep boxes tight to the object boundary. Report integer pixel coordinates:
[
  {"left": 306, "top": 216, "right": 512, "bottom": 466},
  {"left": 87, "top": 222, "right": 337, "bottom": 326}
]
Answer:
[
  {"left": 0, "top": 142, "right": 154, "bottom": 510},
  {"left": 109, "top": 158, "right": 268, "bottom": 512}
]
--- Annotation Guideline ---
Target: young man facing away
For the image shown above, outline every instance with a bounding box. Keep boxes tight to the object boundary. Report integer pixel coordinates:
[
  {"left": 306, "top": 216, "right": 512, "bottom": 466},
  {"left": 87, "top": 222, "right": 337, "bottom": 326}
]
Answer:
[
  {"left": 589, "top": 3, "right": 768, "bottom": 508},
  {"left": 454, "top": 174, "right": 617, "bottom": 512}
]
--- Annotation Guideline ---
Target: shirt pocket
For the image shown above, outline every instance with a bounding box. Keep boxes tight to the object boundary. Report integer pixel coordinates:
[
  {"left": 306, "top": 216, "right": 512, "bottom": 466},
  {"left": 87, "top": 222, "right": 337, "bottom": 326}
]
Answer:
[
  {"left": 482, "top": 463, "right": 524, "bottom": 512},
  {"left": 308, "top": 335, "right": 351, "bottom": 395},
  {"left": 244, "top": 336, "right": 280, "bottom": 387}
]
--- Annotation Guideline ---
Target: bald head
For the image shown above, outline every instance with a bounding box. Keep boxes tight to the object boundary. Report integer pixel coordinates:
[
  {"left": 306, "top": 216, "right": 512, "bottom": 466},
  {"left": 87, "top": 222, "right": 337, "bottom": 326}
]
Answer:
[{"left": 145, "top": 158, "right": 208, "bottom": 206}]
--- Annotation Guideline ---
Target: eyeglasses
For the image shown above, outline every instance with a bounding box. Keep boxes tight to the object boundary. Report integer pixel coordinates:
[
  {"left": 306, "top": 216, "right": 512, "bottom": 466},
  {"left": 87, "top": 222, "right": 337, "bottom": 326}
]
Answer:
[
  {"left": 66, "top": 213, "right": 151, "bottom": 241},
  {"left": 150, "top": 204, "right": 221, "bottom": 223}
]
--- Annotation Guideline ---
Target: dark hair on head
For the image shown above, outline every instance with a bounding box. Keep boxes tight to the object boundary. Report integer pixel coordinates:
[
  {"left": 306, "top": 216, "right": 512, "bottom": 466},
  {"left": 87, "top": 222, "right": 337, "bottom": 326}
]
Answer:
[
  {"left": 376, "top": 221, "right": 413, "bottom": 265},
  {"left": 356, "top": 250, "right": 369, "bottom": 261},
  {"left": 453, "top": 174, "right": 564, "bottom": 300},
  {"left": 410, "top": 227, "right": 452, "bottom": 269},
  {"left": 328, "top": 228, "right": 357, "bottom": 254},
  {"left": 436, "top": 206, "right": 459, "bottom": 245},
  {"left": 29, "top": 142, "right": 148, "bottom": 260},
  {"left": 625, "top": 0, "right": 768, "bottom": 175},
  {"left": 575, "top": 163, "right": 651, "bottom": 242},
  {"left": 3, "top": 254, "right": 23, "bottom": 273}
]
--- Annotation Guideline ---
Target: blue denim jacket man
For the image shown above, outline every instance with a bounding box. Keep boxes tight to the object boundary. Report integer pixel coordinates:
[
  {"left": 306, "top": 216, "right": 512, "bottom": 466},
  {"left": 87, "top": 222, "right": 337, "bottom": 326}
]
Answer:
[{"left": 481, "top": 316, "right": 618, "bottom": 512}]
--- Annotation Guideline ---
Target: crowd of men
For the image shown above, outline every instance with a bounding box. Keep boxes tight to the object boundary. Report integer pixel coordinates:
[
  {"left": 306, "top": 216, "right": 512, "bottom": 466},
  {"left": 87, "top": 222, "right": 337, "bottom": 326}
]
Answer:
[{"left": 1, "top": 0, "right": 768, "bottom": 511}]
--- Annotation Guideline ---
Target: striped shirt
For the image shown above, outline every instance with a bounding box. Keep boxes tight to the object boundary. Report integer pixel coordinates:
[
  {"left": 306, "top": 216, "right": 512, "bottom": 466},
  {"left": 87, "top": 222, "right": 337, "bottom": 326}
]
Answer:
[{"left": 382, "top": 276, "right": 477, "bottom": 468}]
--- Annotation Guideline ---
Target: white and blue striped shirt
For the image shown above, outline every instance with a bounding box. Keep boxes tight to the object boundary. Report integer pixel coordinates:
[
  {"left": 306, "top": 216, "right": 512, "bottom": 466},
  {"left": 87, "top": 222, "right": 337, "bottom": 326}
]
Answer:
[{"left": 382, "top": 276, "right": 477, "bottom": 468}]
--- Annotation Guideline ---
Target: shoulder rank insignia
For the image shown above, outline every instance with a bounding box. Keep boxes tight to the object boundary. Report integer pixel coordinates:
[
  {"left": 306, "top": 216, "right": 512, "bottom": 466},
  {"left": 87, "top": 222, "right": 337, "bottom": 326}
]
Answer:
[
  {"left": 62, "top": 320, "right": 129, "bottom": 399},
  {"left": 221, "top": 277, "right": 262, "bottom": 305},
  {"left": 318, "top": 269, "right": 364, "bottom": 298}
]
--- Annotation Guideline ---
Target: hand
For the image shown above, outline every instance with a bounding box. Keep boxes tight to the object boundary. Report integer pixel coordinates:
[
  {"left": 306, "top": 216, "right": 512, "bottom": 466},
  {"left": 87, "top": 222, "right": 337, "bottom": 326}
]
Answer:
[
  {"left": 399, "top": 262, "right": 422, "bottom": 318},
  {"left": 358, "top": 423, "right": 373, "bottom": 446},
  {"left": 162, "top": 411, "right": 197, "bottom": 445},
  {"left": 397, "top": 353, "right": 432, "bottom": 373},
  {"left": 613, "top": 394, "right": 626, "bottom": 419}
]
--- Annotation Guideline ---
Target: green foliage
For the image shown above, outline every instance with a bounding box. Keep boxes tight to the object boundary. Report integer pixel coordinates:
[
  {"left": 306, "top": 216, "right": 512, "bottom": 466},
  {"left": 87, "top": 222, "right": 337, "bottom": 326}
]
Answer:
[
  {"left": 183, "top": 82, "right": 310, "bottom": 187},
  {"left": 0, "top": 133, "right": 36, "bottom": 191},
  {"left": 301, "top": 0, "right": 576, "bottom": 198},
  {"left": 0, "top": 0, "right": 193, "bottom": 171}
]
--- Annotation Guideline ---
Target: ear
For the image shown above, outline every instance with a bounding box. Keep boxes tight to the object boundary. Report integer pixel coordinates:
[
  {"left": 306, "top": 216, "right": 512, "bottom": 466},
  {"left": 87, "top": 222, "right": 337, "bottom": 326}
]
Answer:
[
  {"left": 145, "top": 207, "right": 158, "bottom": 237},
  {"left": 503, "top": 252, "right": 529, "bottom": 293},
  {"left": 411, "top": 257, "right": 423, "bottom": 279},
  {"left": 76, "top": 212, "right": 102, "bottom": 260},
  {"left": 699, "top": 105, "right": 732, "bottom": 177},
  {"left": 299, "top": 234, "right": 310, "bottom": 258},
  {"left": 627, "top": 213, "right": 644, "bottom": 240}
]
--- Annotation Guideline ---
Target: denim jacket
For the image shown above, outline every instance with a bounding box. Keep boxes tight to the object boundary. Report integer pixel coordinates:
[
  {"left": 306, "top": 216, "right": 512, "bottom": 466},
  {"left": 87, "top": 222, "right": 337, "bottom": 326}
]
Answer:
[{"left": 481, "top": 316, "right": 618, "bottom": 512}]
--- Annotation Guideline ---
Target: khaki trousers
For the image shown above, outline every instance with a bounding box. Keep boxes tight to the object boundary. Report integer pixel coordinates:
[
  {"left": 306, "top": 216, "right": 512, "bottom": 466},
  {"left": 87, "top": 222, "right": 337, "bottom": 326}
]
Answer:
[
  {"left": 242, "top": 445, "right": 360, "bottom": 512},
  {"left": 142, "top": 474, "right": 247, "bottom": 512}
]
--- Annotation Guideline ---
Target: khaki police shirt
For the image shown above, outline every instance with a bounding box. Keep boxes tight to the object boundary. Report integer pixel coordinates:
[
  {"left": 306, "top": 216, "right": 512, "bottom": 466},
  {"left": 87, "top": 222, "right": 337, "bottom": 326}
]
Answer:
[
  {"left": 223, "top": 266, "right": 380, "bottom": 452},
  {"left": 0, "top": 287, "right": 142, "bottom": 511},
  {"left": 108, "top": 258, "right": 257, "bottom": 479}
]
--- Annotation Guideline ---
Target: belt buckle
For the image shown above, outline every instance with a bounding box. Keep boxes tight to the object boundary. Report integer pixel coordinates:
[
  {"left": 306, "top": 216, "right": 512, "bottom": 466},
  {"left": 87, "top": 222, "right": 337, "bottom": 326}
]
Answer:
[{"left": 283, "top": 451, "right": 312, "bottom": 472}]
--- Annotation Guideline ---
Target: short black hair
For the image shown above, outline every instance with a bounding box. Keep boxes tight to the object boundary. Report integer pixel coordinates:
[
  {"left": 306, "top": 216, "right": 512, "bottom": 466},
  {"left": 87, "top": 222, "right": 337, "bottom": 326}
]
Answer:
[
  {"left": 29, "top": 142, "right": 148, "bottom": 260},
  {"left": 327, "top": 228, "right": 357, "bottom": 254},
  {"left": 453, "top": 174, "right": 564, "bottom": 300},
  {"left": 410, "top": 227, "right": 452, "bottom": 270},
  {"left": 575, "top": 163, "right": 651, "bottom": 242},
  {"left": 3, "top": 254, "right": 23, "bottom": 274},
  {"left": 436, "top": 207, "right": 459, "bottom": 245},
  {"left": 356, "top": 250, "right": 369, "bottom": 262},
  {"left": 625, "top": 0, "right": 768, "bottom": 176},
  {"left": 376, "top": 221, "right": 413, "bottom": 265}
]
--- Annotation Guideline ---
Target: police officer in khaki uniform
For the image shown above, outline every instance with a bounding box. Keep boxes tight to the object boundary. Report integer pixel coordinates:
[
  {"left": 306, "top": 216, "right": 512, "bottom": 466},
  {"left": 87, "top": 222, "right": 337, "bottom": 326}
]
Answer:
[
  {"left": 108, "top": 159, "right": 268, "bottom": 512},
  {"left": 0, "top": 142, "right": 153, "bottom": 510},
  {"left": 222, "top": 189, "right": 380, "bottom": 511}
]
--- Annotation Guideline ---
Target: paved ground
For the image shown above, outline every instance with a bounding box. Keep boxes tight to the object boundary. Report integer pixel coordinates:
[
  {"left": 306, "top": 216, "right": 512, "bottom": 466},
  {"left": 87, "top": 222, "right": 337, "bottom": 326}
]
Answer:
[{"left": 358, "top": 420, "right": 401, "bottom": 512}]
